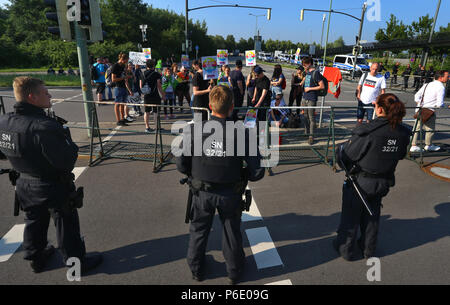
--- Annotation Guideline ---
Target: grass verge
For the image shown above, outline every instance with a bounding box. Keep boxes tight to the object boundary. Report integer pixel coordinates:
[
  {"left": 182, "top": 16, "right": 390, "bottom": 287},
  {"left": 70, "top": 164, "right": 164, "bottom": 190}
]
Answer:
[{"left": 0, "top": 74, "right": 81, "bottom": 87}]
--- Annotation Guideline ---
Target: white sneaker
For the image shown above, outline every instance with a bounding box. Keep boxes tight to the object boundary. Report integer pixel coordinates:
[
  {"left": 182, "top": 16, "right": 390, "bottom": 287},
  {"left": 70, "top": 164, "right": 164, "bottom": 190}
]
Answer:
[
  {"left": 125, "top": 116, "right": 134, "bottom": 122},
  {"left": 410, "top": 146, "right": 423, "bottom": 153},
  {"left": 425, "top": 145, "right": 440, "bottom": 152}
]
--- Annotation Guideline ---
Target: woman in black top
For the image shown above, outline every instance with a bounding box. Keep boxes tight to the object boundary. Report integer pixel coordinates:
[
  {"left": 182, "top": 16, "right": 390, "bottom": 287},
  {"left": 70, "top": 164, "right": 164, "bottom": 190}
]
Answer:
[
  {"left": 140, "top": 59, "right": 165, "bottom": 132},
  {"left": 192, "top": 60, "right": 212, "bottom": 121}
]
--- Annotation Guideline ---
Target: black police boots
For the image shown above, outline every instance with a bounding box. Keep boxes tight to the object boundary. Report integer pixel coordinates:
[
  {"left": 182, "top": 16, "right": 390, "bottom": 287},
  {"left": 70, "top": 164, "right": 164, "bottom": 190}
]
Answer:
[
  {"left": 81, "top": 253, "right": 103, "bottom": 275},
  {"left": 30, "top": 244, "right": 56, "bottom": 273}
]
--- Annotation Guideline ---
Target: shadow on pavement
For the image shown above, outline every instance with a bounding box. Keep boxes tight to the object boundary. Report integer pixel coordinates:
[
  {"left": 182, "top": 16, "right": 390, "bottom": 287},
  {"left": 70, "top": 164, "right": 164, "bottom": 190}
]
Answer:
[{"left": 81, "top": 203, "right": 450, "bottom": 283}]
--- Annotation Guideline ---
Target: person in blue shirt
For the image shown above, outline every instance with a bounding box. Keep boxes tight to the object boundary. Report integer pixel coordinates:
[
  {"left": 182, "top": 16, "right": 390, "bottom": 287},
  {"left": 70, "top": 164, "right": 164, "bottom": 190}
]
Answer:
[{"left": 93, "top": 57, "right": 107, "bottom": 105}]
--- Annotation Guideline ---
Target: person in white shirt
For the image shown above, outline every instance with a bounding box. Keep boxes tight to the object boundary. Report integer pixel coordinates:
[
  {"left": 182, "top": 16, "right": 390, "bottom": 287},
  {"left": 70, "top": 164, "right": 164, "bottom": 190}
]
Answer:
[
  {"left": 410, "top": 70, "right": 448, "bottom": 152},
  {"left": 356, "top": 63, "right": 386, "bottom": 124}
]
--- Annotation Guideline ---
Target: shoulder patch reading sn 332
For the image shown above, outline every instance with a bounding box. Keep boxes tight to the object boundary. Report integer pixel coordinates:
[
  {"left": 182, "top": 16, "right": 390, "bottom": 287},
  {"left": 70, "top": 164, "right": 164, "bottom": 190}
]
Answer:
[{"left": 0, "top": 130, "right": 20, "bottom": 157}]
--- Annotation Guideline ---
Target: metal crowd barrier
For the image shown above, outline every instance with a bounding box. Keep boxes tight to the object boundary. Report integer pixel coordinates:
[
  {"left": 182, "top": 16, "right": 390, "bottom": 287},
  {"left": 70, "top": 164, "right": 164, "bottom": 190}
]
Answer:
[{"left": 1, "top": 94, "right": 449, "bottom": 171}]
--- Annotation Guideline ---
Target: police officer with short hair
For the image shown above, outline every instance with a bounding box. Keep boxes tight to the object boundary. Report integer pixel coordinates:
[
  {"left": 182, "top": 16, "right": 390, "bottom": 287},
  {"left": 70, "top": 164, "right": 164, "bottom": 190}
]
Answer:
[
  {"left": 0, "top": 77, "right": 102, "bottom": 273},
  {"left": 334, "top": 93, "right": 411, "bottom": 261},
  {"left": 176, "top": 85, "right": 265, "bottom": 284}
]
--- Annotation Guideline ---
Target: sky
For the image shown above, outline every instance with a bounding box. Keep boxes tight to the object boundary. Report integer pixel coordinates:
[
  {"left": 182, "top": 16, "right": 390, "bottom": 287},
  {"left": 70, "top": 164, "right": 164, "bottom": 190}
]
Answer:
[{"left": 1, "top": 0, "right": 449, "bottom": 46}]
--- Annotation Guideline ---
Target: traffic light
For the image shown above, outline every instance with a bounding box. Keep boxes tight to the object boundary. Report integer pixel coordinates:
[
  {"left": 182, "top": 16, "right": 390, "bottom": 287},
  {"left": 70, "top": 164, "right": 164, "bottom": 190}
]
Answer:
[
  {"left": 87, "top": 0, "right": 103, "bottom": 42},
  {"left": 79, "top": 0, "right": 91, "bottom": 26},
  {"left": 44, "top": 0, "right": 72, "bottom": 41},
  {"left": 352, "top": 46, "right": 358, "bottom": 56},
  {"left": 300, "top": 9, "right": 305, "bottom": 21},
  {"left": 267, "top": 9, "right": 271, "bottom": 20}
]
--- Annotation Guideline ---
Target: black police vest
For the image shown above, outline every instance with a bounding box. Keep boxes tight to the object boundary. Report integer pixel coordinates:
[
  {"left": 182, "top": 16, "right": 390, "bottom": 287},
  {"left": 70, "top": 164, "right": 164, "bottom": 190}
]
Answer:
[
  {"left": 355, "top": 118, "right": 410, "bottom": 174},
  {"left": 190, "top": 117, "right": 244, "bottom": 184},
  {"left": 0, "top": 102, "right": 78, "bottom": 179}
]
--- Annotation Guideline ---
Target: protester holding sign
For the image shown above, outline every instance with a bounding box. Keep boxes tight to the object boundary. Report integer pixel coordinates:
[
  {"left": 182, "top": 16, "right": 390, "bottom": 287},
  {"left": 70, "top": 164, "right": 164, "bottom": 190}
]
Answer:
[{"left": 192, "top": 60, "right": 212, "bottom": 121}]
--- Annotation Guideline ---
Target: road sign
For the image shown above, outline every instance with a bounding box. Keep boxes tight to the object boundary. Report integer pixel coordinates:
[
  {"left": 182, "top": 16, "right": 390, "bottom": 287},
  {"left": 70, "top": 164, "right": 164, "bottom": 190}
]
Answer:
[{"left": 195, "top": 45, "right": 199, "bottom": 51}]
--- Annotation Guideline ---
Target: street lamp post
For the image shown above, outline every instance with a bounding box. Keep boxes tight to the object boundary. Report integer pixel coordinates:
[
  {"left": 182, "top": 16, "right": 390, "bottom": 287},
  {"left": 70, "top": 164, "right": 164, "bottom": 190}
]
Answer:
[
  {"left": 351, "top": 3, "right": 367, "bottom": 80},
  {"left": 320, "top": 14, "right": 326, "bottom": 50},
  {"left": 421, "top": 0, "right": 441, "bottom": 67},
  {"left": 249, "top": 13, "right": 265, "bottom": 52},
  {"left": 185, "top": 2, "right": 272, "bottom": 57},
  {"left": 139, "top": 24, "right": 148, "bottom": 46}
]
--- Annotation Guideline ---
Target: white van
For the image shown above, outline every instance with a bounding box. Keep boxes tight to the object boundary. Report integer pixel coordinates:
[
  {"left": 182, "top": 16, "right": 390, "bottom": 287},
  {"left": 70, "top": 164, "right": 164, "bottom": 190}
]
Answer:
[
  {"left": 333, "top": 55, "right": 370, "bottom": 76},
  {"left": 259, "top": 52, "right": 273, "bottom": 62}
]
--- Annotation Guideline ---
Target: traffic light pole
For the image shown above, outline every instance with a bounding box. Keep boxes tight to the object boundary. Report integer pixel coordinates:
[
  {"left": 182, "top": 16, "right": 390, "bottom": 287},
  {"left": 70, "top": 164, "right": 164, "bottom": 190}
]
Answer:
[
  {"left": 351, "top": 3, "right": 367, "bottom": 80},
  {"left": 74, "top": 22, "right": 96, "bottom": 137}
]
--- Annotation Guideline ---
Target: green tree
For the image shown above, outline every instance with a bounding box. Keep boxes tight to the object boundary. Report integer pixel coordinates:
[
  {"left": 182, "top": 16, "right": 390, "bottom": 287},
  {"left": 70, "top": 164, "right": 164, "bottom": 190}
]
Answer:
[
  {"left": 5, "top": 0, "right": 53, "bottom": 44},
  {"left": 375, "top": 14, "right": 409, "bottom": 41}
]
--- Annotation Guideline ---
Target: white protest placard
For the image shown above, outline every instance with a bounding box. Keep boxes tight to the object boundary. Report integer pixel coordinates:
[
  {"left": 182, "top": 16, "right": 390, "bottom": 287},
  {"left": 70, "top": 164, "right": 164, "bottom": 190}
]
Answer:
[
  {"left": 142, "top": 48, "right": 151, "bottom": 60},
  {"left": 201, "top": 56, "right": 218, "bottom": 80},
  {"left": 243, "top": 109, "right": 258, "bottom": 128},
  {"left": 129, "top": 52, "right": 148, "bottom": 65},
  {"left": 217, "top": 49, "right": 228, "bottom": 65},
  {"left": 181, "top": 54, "right": 189, "bottom": 67},
  {"left": 246, "top": 50, "right": 256, "bottom": 66}
]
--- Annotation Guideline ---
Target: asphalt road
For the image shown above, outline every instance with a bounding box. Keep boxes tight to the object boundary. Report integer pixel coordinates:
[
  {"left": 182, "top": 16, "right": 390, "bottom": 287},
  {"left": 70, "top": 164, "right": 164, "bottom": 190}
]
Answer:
[{"left": 0, "top": 63, "right": 449, "bottom": 285}]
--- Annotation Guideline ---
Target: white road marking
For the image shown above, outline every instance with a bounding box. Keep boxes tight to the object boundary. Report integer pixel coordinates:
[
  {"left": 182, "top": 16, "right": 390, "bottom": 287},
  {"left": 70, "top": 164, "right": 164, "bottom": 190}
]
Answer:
[
  {"left": 245, "top": 227, "right": 283, "bottom": 269},
  {"left": 51, "top": 94, "right": 83, "bottom": 105},
  {"left": 0, "top": 167, "right": 87, "bottom": 263},
  {"left": 265, "top": 279, "right": 293, "bottom": 285},
  {"left": 103, "top": 126, "right": 121, "bottom": 142},
  {"left": 242, "top": 187, "right": 263, "bottom": 222},
  {"left": 0, "top": 224, "right": 25, "bottom": 262},
  {"left": 72, "top": 167, "right": 87, "bottom": 181}
]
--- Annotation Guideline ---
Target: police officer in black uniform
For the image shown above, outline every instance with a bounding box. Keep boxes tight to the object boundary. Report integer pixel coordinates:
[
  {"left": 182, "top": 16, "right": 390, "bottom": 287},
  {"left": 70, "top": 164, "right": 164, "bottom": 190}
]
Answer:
[
  {"left": 176, "top": 85, "right": 265, "bottom": 284},
  {"left": 0, "top": 77, "right": 102, "bottom": 273},
  {"left": 334, "top": 93, "right": 411, "bottom": 261}
]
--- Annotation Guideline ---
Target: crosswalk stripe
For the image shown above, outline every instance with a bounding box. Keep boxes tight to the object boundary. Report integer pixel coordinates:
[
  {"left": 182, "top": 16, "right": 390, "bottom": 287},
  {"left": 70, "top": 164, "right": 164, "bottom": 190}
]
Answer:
[
  {"left": 265, "top": 279, "right": 293, "bottom": 285},
  {"left": 0, "top": 224, "right": 25, "bottom": 263},
  {"left": 245, "top": 227, "right": 283, "bottom": 270}
]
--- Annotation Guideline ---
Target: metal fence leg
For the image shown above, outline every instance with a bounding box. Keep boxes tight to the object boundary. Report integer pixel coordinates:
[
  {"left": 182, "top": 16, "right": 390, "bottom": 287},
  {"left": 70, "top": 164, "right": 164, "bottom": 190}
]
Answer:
[
  {"left": 88, "top": 107, "right": 104, "bottom": 167},
  {"left": 0, "top": 97, "right": 5, "bottom": 115}
]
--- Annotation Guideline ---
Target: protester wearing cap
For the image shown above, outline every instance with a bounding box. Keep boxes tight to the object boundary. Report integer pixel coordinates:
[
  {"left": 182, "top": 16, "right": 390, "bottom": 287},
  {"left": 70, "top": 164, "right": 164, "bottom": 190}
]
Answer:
[
  {"left": 230, "top": 59, "right": 245, "bottom": 121},
  {"left": 252, "top": 65, "right": 271, "bottom": 123}
]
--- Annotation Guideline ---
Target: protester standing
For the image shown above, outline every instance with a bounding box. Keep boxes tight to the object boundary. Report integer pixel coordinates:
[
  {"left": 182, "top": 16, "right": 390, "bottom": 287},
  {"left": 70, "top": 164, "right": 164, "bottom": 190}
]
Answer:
[
  {"left": 192, "top": 60, "right": 212, "bottom": 121},
  {"left": 356, "top": 63, "right": 386, "bottom": 125},
  {"left": 141, "top": 59, "right": 165, "bottom": 133},
  {"left": 111, "top": 53, "right": 132, "bottom": 126},
  {"left": 410, "top": 70, "right": 448, "bottom": 153},
  {"left": 230, "top": 59, "right": 245, "bottom": 121},
  {"left": 301, "top": 57, "right": 325, "bottom": 145}
]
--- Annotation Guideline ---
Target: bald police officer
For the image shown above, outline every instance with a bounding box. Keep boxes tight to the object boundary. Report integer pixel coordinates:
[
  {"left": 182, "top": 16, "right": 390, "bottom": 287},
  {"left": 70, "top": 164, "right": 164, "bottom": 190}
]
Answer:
[
  {"left": 0, "top": 77, "right": 102, "bottom": 273},
  {"left": 334, "top": 93, "right": 411, "bottom": 260},
  {"left": 176, "top": 85, "right": 265, "bottom": 284}
]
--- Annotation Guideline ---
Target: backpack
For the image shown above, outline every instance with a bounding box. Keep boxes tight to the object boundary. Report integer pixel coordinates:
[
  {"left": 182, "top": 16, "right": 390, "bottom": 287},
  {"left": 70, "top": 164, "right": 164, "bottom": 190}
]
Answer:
[
  {"left": 105, "top": 66, "right": 115, "bottom": 87},
  {"left": 313, "top": 70, "right": 328, "bottom": 97},
  {"left": 90, "top": 64, "right": 99, "bottom": 81},
  {"left": 142, "top": 71, "right": 157, "bottom": 95}
]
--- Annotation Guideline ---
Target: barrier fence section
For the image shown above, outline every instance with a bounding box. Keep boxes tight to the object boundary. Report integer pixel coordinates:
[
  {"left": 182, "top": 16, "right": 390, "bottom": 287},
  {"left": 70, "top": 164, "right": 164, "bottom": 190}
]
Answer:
[{"left": 1, "top": 94, "right": 449, "bottom": 171}]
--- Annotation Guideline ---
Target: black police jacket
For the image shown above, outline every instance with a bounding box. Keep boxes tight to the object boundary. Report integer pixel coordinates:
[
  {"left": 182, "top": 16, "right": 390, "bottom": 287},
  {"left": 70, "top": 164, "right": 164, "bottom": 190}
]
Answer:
[
  {"left": 0, "top": 102, "right": 78, "bottom": 179},
  {"left": 339, "top": 117, "right": 411, "bottom": 198},
  {"left": 176, "top": 116, "right": 265, "bottom": 184}
]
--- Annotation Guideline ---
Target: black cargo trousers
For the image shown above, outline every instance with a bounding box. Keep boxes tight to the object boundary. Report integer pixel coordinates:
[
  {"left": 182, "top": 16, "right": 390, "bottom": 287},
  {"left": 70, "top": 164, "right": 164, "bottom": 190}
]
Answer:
[
  {"left": 187, "top": 188, "right": 244, "bottom": 278},
  {"left": 16, "top": 177, "right": 86, "bottom": 262},
  {"left": 335, "top": 182, "right": 382, "bottom": 261}
]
